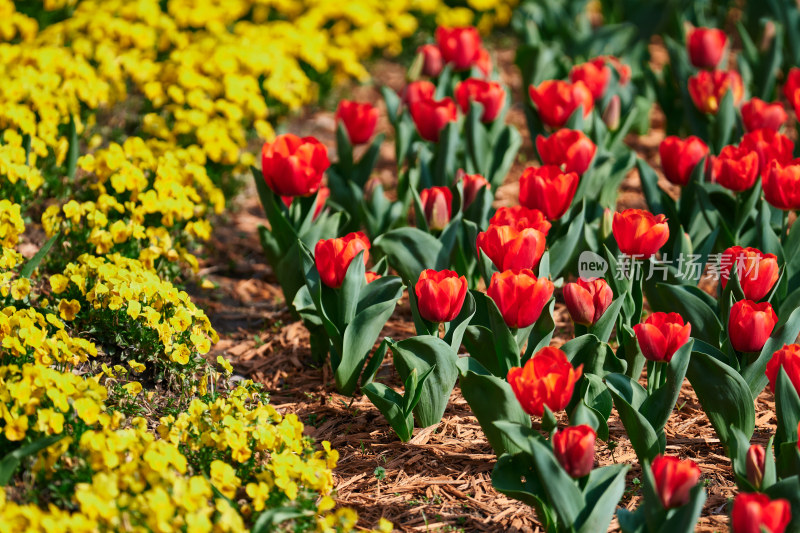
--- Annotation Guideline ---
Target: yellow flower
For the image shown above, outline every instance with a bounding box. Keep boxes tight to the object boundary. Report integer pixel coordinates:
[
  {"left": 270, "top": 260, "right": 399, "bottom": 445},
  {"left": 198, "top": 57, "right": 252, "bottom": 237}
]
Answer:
[
  {"left": 122, "top": 382, "right": 142, "bottom": 396},
  {"left": 209, "top": 460, "right": 240, "bottom": 499},
  {"left": 58, "top": 299, "right": 81, "bottom": 321}
]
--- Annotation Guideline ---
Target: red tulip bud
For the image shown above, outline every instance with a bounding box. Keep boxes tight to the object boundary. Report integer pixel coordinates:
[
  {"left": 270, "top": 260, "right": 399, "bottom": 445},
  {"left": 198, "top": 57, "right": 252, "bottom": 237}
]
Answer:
[
  {"left": 728, "top": 300, "right": 777, "bottom": 353},
  {"left": 602, "top": 95, "right": 621, "bottom": 131},
  {"left": 552, "top": 425, "right": 596, "bottom": 478},
  {"left": 419, "top": 186, "right": 453, "bottom": 231},
  {"left": 563, "top": 278, "right": 613, "bottom": 326},
  {"left": 569, "top": 58, "right": 611, "bottom": 100},
  {"left": 401, "top": 80, "right": 436, "bottom": 108},
  {"left": 410, "top": 97, "right": 457, "bottom": 142},
  {"left": 745, "top": 444, "right": 766, "bottom": 489},
  {"left": 435, "top": 26, "right": 482, "bottom": 71},
  {"left": 764, "top": 159, "right": 800, "bottom": 210},
  {"left": 687, "top": 27, "right": 728, "bottom": 69},
  {"left": 418, "top": 44, "right": 444, "bottom": 77},
  {"left": 415, "top": 269, "right": 467, "bottom": 323},
  {"left": 459, "top": 171, "right": 490, "bottom": 209},
  {"left": 659, "top": 136, "right": 709, "bottom": 186},
  {"left": 476, "top": 224, "right": 547, "bottom": 272},
  {"left": 651, "top": 455, "right": 701, "bottom": 509},
  {"left": 528, "top": 80, "right": 594, "bottom": 129}
]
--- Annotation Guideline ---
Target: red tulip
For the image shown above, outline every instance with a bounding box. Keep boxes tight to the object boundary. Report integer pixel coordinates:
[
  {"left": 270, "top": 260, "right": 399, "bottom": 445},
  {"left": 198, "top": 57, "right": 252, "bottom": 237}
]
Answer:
[
  {"left": 487, "top": 269, "right": 554, "bottom": 329},
  {"left": 476, "top": 225, "right": 547, "bottom": 272},
  {"left": 415, "top": 269, "right": 468, "bottom": 323},
  {"left": 711, "top": 145, "right": 759, "bottom": 192},
  {"left": 633, "top": 312, "right": 692, "bottom": 363},
  {"left": 459, "top": 172, "right": 490, "bottom": 209},
  {"left": 552, "top": 425, "right": 596, "bottom": 478},
  {"left": 261, "top": 134, "right": 329, "bottom": 197},
  {"left": 518, "top": 165, "right": 580, "bottom": 220},
  {"left": 401, "top": 80, "right": 436, "bottom": 107},
  {"left": 651, "top": 455, "right": 702, "bottom": 509},
  {"left": 612, "top": 209, "right": 670, "bottom": 258},
  {"left": 602, "top": 95, "right": 621, "bottom": 131},
  {"left": 335, "top": 100, "right": 378, "bottom": 145},
  {"left": 490, "top": 206, "right": 552, "bottom": 235},
  {"left": 435, "top": 26, "right": 481, "bottom": 70},
  {"left": 764, "top": 159, "right": 800, "bottom": 210},
  {"left": 741, "top": 98, "right": 788, "bottom": 132},
  {"left": 418, "top": 44, "right": 443, "bottom": 78},
  {"left": 687, "top": 27, "right": 728, "bottom": 69},
  {"left": 782, "top": 67, "right": 800, "bottom": 121},
  {"left": 476, "top": 48, "right": 492, "bottom": 77},
  {"left": 729, "top": 300, "right": 777, "bottom": 353},
  {"left": 419, "top": 186, "right": 452, "bottom": 231},
  {"left": 314, "top": 232, "right": 370, "bottom": 289},
  {"left": 528, "top": 80, "right": 594, "bottom": 129},
  {"left": 731, "top": 492, "right": 791, "bottom": 533},
  {"left": 365, "top": 271, "right": 381, "bottom": 284},
  {"left": 507, "top": 346, "right": 582, "bottom": 417},
  {"left": 659, "top": 136, "right": 709, "bottom": 186},
  {"left": 410, "top": 97, "right": 457, "bottom": 142},
  {"left": 746, "top": 444, "right": 766, "bottom": 489},
  {"left": 688, "top": 70, "right": 743, "bottom": 114},
  {"left": 569, "top": 58, "right": 612, "bottom": 100},
  {"left": 536, "top": 129, "right": 597, "bottom": 175},
  {"left": 740, "top": 129, "right": 794, "bottom": 176},
  {"left": 765, "top": 344, "right": 800, "bottom": 395},
  {"left": 603, "top": 55, "right": 631, "bottom": 85},
  {"left": 455, "top": 78, "right": 506, "bottom": 122},
  {"left": 563, "top": 278, "right": 613, "bottom": 326},
  {"left": 720, "top": 246, "right": 779, "bottom": 301}
]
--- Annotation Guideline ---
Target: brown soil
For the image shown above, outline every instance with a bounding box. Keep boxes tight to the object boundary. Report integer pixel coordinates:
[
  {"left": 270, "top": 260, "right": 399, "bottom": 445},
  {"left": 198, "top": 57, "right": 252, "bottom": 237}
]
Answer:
[{"left": 194, "top": 50, "right": 776, "bottom": 532}]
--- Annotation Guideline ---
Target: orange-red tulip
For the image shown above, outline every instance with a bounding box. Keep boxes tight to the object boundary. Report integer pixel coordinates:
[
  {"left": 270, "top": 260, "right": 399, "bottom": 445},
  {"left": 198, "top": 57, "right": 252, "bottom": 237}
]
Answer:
[
  {"left": 410, "top": 97, "right": 457, "bottom": 142},
  {"left": 688, "top": 70, "right": 743, "bottom": 114},
  {"left": 435, "top": 26, "right": 481, "bottom": 70},
  {"left": 418, "top": 44, "right": 443, "bottom": 78},
  {"left": 612, "top": 209, "right": 669, "bottom": 258},
  {"left": 507, "top": 346, "right": 582, "bottom": 417},
  {"left": 687, "top": 27, "right": 728, "bottom": 69},
  {"left": 314, "top": 232, "right": 370, "bottom": 289},
  {"left": 490, "top": 206, "right": 552, "bottom": 235},
  {"left": 335, "top": 100, "right": 379, "bottom": 145},
  {"left": 419, "top": 186, "right": 453, "bottom": 231},
  {"left": 563, "top": 278, "right": 613, "bottom": 326},
  {"left": 476, "top": 48, "right": 492, "bottom": 77},
  {"left": 552, "top": 425, "right": 596, "bottom": 478},
  {"left": 518, "top": 165, "right": 580, "bottom": 220},
  {"left": 651, "top": 455, "right": 702, "bottom": 509},
  {"left": 487, "top": 269, "right": 554, "bottom": 329},
  {"left": 477, "top": 225, "right": 547, "bottom": 272},
  {"left": 729, "top": 300, "right": 777, "bottom": 353},
  {"left": 741, "top": 98, "right": 788, "bottom": 132},
  {"left": 740, "top": 129, "right": 794, "bottom": 176},
  {"left": 261, "top": 134, "right": 329, "bottom": 197},
  {"left": 765, "top": 344, "right": 800, "bottom": 395},
  {"left": 365, "top": 271, "right": 381, "bottom": 284},
  {"left": 731, "top": 493, "right": 791, "bottom": 533},
  {"left": 764, "top": 159, "right": 800, "bottom": 210},
  {"left": 415, "top": 269, "right": 467, "bottom": 323},
  {"left": 720, "top": 246, "right": 779, "bottom": 301},
  {"left": 455, "top": 78, "right": 506, "bottom": 122},
  {"left": 659, "top": 136, "right": 709, "bottom": 186},
  {"left": 633, "top": 312, "right": 692, "bottom": 363},
  {"left": 528, "top": 80, "right": 594, "bottom": 129},
  {"left": 570, "top": 58, "right": 612, "bottom": 100},
  {"left": 711, "top": 145, "right": 759, "bottom": 192},
  {"left": 536, "top": 129, "right": 597, "bottom": 175}
]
